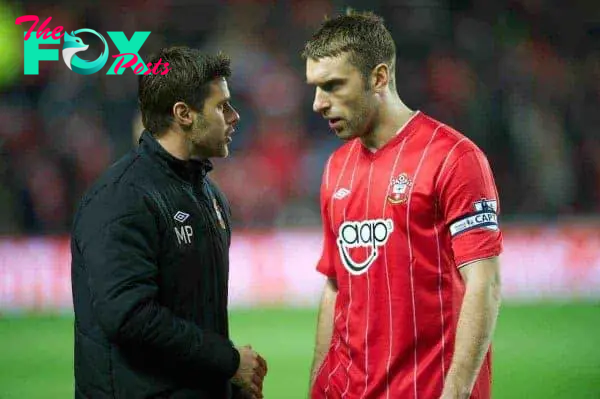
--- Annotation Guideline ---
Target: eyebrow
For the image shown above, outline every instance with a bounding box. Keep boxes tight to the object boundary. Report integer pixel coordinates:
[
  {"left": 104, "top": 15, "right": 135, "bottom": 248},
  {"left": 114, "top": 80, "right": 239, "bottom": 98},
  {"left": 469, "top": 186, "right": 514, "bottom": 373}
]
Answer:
[{"left": 306, "top": 77, "right": 345, "bottom": 87}]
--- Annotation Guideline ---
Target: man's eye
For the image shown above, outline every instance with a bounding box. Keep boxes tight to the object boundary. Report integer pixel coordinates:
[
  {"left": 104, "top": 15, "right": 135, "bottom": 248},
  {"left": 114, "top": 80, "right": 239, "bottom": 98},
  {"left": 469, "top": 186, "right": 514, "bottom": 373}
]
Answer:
[{"left": 322, "top": 82, "right": 339, "bottom": 92}]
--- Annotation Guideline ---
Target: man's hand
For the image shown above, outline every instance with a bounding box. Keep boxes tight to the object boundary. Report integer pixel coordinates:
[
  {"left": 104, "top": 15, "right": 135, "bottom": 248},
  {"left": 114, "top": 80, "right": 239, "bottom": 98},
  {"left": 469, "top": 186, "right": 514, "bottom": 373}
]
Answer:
[{"left": 231, "top": 345, "right": 268, "bottom": 399}]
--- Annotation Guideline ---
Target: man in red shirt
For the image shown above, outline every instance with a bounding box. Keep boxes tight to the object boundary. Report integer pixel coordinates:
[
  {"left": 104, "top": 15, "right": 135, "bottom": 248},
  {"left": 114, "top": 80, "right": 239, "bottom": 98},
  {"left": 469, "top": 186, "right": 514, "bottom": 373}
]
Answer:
[{"left": 303, "top": 10, "right": 502, "bottom": 399}]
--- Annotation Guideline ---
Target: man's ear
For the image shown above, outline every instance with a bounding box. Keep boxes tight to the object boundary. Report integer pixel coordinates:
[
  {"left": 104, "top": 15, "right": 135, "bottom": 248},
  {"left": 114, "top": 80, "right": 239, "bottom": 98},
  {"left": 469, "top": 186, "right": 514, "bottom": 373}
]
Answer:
[
  {"left": 370, "top": 63, "right": 390, "bottom": 92},
  {"left": 173, "top": 102, "right": 194, "bottom": 127}
]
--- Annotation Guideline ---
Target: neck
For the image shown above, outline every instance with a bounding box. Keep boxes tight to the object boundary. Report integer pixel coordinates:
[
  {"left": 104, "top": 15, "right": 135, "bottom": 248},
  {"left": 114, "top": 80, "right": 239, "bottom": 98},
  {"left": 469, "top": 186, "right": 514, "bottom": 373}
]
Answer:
[
  {"left": 360, "top": 95, "right": 415, "bottom": 151},
  {"left": 156, "top": 128, "right": 192, "bottom": 161}
]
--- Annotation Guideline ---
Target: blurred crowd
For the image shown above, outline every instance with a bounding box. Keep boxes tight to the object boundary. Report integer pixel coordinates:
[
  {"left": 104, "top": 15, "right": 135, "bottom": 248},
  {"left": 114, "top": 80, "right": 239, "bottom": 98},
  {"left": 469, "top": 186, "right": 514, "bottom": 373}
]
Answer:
[{"left": 0, "top": 0, "right": 598, "bottom": 234}]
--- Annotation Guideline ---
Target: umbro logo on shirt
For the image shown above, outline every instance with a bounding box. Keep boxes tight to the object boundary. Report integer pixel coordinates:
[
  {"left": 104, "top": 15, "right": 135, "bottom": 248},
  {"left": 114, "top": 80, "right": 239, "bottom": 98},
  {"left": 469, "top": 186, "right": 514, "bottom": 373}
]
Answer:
[
  {"left": 173, "top": 211, "right": 193, "bottom": 244},
  {"left": 173, "top": 211, "right": 190, "bottom": 223},
  {"left": 173, "top": 211, "right": 193, "bottom": 245},
  {"left": 333, "top": 188, "right": 350, "bottom": 200}
]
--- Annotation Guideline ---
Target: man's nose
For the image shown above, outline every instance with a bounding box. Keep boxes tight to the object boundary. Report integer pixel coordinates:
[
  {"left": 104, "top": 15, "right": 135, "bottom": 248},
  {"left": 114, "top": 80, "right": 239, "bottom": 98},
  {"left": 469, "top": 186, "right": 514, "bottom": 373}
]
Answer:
[
  {"left": 313, "top": 88, "right": 330, "bottom": 114},
  {"left": 229, "top": 106, "right": 240, "bottom": 126}
]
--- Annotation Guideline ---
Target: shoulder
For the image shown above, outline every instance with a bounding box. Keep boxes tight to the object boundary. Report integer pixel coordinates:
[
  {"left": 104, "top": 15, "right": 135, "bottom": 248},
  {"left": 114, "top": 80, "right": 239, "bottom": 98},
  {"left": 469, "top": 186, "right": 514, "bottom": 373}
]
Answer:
[
  {"left": 75, "top": 181, "right": 153, "bottom": 227},
  {"left": 71, "top": 181, "right": 159, "bottom": 254},
  {"left": 73, "top": 152, "right": 158, "bottom": 235},
  {"left": 418, "top": 113, "right": 489, "bottom": 166},
  {"left": 77, "top": 146, "right": 171, "bottom": 207}
]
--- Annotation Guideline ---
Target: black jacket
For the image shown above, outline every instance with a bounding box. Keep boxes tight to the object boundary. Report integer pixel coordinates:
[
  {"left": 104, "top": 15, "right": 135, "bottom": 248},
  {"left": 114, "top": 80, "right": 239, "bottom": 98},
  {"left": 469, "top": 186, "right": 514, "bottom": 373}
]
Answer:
[{"left": 71, "top": 131, "right": 241, "bottom": 398}]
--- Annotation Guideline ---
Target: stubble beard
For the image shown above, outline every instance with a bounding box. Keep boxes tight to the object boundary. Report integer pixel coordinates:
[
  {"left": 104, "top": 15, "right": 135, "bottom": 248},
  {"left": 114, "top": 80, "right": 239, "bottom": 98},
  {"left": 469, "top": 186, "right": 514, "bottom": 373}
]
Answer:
[
  {"left": 345, "top": 96, "right": 374, "bottom": 141},
  {"left": 186, "top": 114, "right": 220, "bottom": 159}
]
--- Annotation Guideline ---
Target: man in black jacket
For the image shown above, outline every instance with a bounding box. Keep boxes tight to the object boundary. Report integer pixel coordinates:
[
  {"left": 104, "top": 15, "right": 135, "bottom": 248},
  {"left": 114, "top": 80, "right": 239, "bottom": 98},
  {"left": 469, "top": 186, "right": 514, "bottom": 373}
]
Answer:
[{"left": 71, "top": 46, "right": 267, "bottom": 399}]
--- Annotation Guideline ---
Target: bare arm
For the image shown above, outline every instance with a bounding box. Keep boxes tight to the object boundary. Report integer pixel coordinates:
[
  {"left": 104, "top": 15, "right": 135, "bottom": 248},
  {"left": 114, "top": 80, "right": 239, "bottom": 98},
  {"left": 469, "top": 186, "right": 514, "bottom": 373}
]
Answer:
[
  {"left": 441, "top": 256, "right": 502, "bottom": 399},
  {"left": 309, "top": 277, "right": 338, "bottom": 388}
]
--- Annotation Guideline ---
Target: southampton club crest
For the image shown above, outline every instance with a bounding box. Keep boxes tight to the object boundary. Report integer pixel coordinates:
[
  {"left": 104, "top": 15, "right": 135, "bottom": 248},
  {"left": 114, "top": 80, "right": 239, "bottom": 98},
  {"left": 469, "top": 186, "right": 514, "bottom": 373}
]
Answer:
[{"left": 387, "top": 173, "right": 412, "bottom": 205}]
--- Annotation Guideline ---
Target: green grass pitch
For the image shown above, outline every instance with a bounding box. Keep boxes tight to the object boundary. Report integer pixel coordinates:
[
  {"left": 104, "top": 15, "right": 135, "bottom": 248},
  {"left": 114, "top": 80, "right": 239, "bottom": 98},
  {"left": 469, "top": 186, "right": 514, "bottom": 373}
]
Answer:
[{"left": 0, "top": 303, "right": 598, "bottom": 398}]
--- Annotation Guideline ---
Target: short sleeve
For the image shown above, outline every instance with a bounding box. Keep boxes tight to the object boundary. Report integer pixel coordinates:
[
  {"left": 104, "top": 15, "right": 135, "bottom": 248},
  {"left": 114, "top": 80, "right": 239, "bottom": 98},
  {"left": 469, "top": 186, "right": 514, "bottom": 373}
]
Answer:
[
  {"left": 316, "top": 165, "right": 338, "bottom": 279},
  {"left": 438, "top": 149, "right": 503, "bottom": 267}
]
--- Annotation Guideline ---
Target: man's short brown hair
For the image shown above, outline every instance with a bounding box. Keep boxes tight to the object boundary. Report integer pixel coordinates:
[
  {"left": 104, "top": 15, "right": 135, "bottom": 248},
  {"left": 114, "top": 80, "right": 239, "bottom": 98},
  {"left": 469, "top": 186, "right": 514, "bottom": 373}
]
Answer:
[
  {"left": 302, "top": 10, "right": 396, "bottom": 89},
  {"left": 138, "top": 47, "right": 231, "bottom": 136}
]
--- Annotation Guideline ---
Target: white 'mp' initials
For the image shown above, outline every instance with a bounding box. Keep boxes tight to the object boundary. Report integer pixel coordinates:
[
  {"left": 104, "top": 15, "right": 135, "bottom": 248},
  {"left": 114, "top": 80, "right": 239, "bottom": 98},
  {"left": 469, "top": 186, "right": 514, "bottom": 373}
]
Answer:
[{"left": 175, "top": 225, "right": 193, "bottom": 245}]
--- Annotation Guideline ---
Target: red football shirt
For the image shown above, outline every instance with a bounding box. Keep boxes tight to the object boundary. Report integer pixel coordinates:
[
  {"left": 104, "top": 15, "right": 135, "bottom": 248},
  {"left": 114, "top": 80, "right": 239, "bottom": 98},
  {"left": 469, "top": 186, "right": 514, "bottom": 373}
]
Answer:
[{"left": 311, "top": 111, "right": 503, "bottom": 399}]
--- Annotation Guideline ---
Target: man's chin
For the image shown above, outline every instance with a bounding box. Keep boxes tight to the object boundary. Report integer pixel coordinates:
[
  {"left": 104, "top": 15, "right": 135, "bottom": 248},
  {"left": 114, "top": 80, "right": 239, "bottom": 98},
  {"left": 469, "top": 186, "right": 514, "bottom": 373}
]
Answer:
[
  {"left": 217, "top": 144, "right": 230, "bottom": 158},
  {"left": 193, "top": 144, "right": 229, "bottom": 159},
  {"left": 334, "top": 127, "right": 357, "bottom": 141}
]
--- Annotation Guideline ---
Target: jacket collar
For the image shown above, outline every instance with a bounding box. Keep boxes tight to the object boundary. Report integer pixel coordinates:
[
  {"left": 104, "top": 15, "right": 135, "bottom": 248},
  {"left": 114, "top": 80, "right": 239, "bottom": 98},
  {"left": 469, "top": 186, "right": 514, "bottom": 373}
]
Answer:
[{"left": 138, "top": 130, "right": 213, "bottom": 183}]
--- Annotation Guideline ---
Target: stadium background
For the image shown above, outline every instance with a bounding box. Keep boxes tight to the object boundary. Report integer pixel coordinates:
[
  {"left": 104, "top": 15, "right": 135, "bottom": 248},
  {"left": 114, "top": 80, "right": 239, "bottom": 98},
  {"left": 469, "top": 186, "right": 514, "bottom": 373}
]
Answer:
[{"left": 0, "top": 0, "right": 598, "bottom": 397}]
